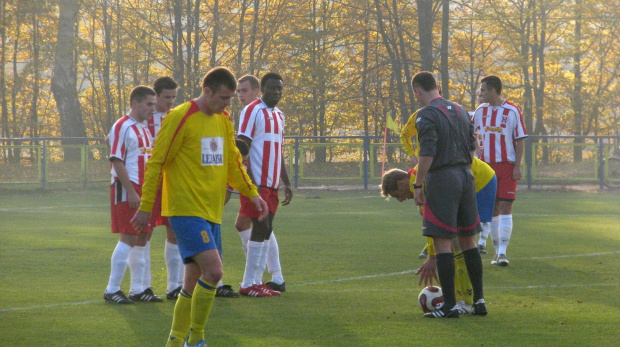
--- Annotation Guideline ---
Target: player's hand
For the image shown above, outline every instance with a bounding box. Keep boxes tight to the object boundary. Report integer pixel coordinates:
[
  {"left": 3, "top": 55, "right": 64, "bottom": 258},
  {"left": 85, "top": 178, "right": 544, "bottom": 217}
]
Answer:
[
  {"left": 513, "top": 165, "right": 522, "bottom": 180},
  {"left": 414, "top": 188, "right": 425, "bottom": 206},
  {"left": 252, "top": 196, "right": 269, "bottom": 222},
  {"left": 282, "top": 186, "right": 293, "bottom": 206},
  {"left": 131, "top": 210, "right": 151, "bottom": 232},
  {"left": 128, "top": 191, "right": 141, "bottom": 210},
  {"left": 414, "top": 255, "right": 438, "bottom": 287}
]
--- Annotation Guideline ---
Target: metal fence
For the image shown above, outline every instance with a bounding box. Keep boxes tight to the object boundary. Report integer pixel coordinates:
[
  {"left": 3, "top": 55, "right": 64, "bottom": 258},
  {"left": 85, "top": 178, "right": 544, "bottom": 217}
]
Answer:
[{"left": 1, "top": 135, "right": 619, "bottom": 190}]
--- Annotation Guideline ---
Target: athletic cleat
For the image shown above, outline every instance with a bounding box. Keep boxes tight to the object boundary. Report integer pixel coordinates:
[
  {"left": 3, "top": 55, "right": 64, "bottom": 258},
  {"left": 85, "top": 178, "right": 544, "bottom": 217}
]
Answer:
[
  {"left": 423, "top": 304, "right": 460, "bottom": 318},
  {"left": 184, "top": 340, "right": 206, "bottom": 347},
  {"left": 259, "top": 284, "right": 281, "bottom": 296},
  {"left": 418, "top": 248, "right": 428, "bottom": 259},
  {"left": 239, "top": 284, "right": 272, "bottom": 297},
  {"left": 454, "top": 300, "right": 474, "bottom": 315},
  {"left": 166, "top": 286, "right": 182, "bottom": 300},
  {"left": 478, "top": 244, "right": 487, "bottom": 254},
  {"left": 104, "top": 290, "right": 134, "bottom": 304},
  {"left": 473, "top": 298, "right": 488, "bottom": 316},
  {"left": 498, "top": 254, "right": 509, "bottom": 266},
  {"left": 491, "top": 254, "right": 499, "bottom": 265},
  {"left": 215, "top": 284, "right": 240, "bottom": 298},
  {"left": 129, "top": 288, "right": 163, "bottom": 302},
  {"left": 266, "top": 281, "right": 286, "bottom": 292}
]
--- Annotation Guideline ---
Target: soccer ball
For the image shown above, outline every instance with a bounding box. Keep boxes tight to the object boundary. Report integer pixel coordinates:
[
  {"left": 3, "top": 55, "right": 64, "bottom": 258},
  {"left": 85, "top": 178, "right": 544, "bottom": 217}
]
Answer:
[{"left": 418, "top": 286, "right": 444, "bottom": 313}]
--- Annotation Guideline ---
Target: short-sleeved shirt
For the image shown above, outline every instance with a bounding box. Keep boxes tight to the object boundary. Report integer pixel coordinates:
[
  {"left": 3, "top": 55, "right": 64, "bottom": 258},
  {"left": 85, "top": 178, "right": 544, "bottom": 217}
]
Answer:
[
  {"left": 108, "top": 115, "right": 153, "bottom": 185},
  {"left": 238, "top": 99, "right": 285, "bottom": 189},
  {"left": 472, "top": 100, "right": 528, "bottom": 163},
  {"left": 416, "top": 98, "right": 476, "bottom": 172}
]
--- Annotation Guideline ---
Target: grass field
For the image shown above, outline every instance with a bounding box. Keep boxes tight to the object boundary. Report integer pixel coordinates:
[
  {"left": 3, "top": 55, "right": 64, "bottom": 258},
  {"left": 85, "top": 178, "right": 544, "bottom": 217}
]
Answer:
[{"left": 1, "top": 188, "right": 619, "bottom": 346}]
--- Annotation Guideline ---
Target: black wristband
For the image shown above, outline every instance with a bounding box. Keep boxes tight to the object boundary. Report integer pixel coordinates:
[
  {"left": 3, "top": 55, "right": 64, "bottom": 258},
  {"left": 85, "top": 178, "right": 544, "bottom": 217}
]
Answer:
[{"left": 413, "top": 184, "right": 423, "bottom": 189}]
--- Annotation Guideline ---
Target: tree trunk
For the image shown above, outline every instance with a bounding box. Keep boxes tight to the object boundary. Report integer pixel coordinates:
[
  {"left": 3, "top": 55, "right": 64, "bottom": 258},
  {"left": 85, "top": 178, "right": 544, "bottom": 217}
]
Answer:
[
  {"left": 0, "top": 0, "right": 8, "bottom": 141},
  {"left": 172, "top": 0, "right": 184, "bottom": 101},
  {"left": 440, "top": 0, "right": 450, "bottom": 98},
  {"left": 51, "top": 0, "right": 86, "bottom": 161},
  {"left": 572, "top": 0, "right": 584, "bottom": 162},
  {"left": 416, "top": 0, "right": 434, "bottom": 71},
  {"left": 210, "top": 0, "right": 219, "bottom": 67}
]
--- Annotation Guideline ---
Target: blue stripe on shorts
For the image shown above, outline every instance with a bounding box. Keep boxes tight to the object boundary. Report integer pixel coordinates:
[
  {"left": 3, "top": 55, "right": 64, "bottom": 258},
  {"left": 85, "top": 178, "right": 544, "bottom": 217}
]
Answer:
[
  {"left": 168, "top": 217, "right": 221, "bottom": 263},
  {"left": 476, "top": 175, "right": 497, "bottom": 223}
]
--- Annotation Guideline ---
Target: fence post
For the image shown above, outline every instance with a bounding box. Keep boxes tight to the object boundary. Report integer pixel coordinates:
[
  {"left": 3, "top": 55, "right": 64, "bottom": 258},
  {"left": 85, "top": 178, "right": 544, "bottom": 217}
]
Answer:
[
  {"left": 41, "top": 140, "right": 47, "bottom": 190},
  {"left": 598, "top": 137, "right": 604, "bottom": 190},
  {"left": 363, "top": 135, "right": 369, "bottom": 189},
  {"left": 526, "top": 136, "right": 532, "bottom": 189},
  {"left": 294, "top": 137, "right": 300, "bottom": 189}
]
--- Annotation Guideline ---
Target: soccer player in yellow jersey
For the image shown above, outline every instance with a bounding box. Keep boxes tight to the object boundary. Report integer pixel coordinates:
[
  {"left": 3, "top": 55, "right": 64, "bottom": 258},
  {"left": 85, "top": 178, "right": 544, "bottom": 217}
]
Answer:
[{"left": 132, "top": 67, "right": 268, "bottom": 347}]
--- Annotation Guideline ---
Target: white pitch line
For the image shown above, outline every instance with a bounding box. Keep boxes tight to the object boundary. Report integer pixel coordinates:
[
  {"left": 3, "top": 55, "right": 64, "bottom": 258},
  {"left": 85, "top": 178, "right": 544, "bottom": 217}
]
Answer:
[{"left": 1, "top": 251, "right": 617, "bottom": 314}]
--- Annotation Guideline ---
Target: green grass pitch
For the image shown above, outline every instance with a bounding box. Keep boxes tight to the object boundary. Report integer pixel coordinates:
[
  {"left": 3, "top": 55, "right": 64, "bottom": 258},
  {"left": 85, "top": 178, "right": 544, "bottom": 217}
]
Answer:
[{"left": 0, "top": 188, "right": 619, "bottom": 346}]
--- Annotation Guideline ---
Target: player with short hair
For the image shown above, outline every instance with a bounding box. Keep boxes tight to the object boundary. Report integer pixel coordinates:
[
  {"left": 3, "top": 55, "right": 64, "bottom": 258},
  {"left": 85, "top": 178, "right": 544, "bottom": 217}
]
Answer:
[
  {"left": 473, "top": 75, "right": 528, "bottom": 266},
  {"left": 104, "top": 86, "right": 162, "bottom": 304},
  {"left": 237, "top": 72, "right": 293, "bottom": 297},
  {"left": 131, "top": 67, "right": 268, "bottom": 347},
  {"left": 143, "top": 76, "right": 185, "bottom": 300},
  {"left": 232, "top": 74, "right": 287, "bottom": 293},
  {"left": 411, "top": 71, "right": 486, "bottom": 318}
]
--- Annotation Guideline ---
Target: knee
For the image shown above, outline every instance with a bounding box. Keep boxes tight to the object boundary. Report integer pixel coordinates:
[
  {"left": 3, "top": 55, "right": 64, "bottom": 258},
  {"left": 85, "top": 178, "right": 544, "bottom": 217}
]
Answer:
[{"left": 203, "top": 268, "right": 223, "bottom": 284}]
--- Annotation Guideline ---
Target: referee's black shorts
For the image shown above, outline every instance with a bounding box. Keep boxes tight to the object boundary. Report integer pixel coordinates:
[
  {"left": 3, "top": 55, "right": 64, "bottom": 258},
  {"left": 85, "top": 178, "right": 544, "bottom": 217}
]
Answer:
[{"left": 422, "top": 165, "right": 480, "bottom": 239}]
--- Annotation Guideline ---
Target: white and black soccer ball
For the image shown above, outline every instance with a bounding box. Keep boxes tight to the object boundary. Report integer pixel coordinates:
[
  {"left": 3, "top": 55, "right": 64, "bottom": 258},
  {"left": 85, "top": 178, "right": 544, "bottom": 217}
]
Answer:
[{"left": 418, "top": 286, "right": 444, "bottom": 313}]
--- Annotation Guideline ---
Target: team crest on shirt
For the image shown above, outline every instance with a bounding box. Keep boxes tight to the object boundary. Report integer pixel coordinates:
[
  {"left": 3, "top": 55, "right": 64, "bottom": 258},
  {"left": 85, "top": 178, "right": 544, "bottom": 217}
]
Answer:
[{"left": 201, "top": 137, "right": 224, "bottom": 166}]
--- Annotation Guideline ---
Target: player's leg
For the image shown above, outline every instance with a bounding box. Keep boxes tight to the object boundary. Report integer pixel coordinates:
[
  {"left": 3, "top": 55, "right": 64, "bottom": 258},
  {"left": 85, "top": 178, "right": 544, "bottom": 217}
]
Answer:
[
  {"left": 166, "top": 262, "right": 195, "bottom": 347},
  {"left": 104, "top": 232, "right": 135, "bottom": 304},
  {"left": 235, "top": 212, "right": 252, "bottom": 256},
  {"left": 105, "top": 185, "right": 137, "bottom": 304},
  {"left": 476, "top": 175, "right": 497, "bottom": 254},
  {"left": 186, "top": 248, "right": 222, "bottom": 346},
  {"left": 165, "top": 225, "right": 184, "bottom": 299},
  {"left": 129, "top": 231, "right": 162, "bottom": 302},
  {"left": 497, "top": 200, "right": 514, "bottom": 266},
  {"left": 165, "top": 217, "right": 221, "bottom": 346},
  {"left": 495, "top": 162, "right": 517, "bottom": 266},
  {"left": 422, "top": 168, "right": 460, "bottom": 318},
  {"left": 266, "top": 231, "right": 286, "bottom": 292}
]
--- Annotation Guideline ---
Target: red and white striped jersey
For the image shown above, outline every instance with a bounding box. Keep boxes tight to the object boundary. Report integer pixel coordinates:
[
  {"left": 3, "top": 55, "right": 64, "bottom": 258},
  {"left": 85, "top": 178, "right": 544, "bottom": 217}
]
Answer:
[
  {"left": 473, "top": 100, "right": 527, "bottom": 163},
  {"left": 147, "top": 110, "right": 167, "bottom": 141},
  {"left": 238, "top": 99, "right": 285, "bottom": 189},
  {"left": 108, "top": 115, "right": 153, "bottom": 185}
]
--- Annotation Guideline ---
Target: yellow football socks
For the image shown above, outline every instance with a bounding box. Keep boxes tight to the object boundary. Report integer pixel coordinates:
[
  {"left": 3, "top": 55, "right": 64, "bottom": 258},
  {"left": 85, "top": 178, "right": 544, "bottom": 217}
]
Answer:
[
  {"left": 166, "top": 289, "right": 192, "bottom": 347},
  {"left": 187, "top": 279, "right": 217, "bottom": 345}
]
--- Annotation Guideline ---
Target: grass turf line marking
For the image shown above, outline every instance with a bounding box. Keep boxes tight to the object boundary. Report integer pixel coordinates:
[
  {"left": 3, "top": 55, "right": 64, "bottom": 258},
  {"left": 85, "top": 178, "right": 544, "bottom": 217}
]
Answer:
[{"left": 1, "top": 250, "right": 618, "bottom": 313}]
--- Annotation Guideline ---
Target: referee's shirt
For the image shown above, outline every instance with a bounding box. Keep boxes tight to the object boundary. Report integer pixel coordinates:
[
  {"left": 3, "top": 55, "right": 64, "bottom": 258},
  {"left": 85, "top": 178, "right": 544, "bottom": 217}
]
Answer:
[{"left": 415, "top": 97, "right": 476, "bottom": 171}]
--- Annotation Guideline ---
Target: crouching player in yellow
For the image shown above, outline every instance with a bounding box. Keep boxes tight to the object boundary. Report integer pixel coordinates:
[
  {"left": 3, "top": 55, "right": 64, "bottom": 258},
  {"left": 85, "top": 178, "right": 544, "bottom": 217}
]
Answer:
[{"left": 381, "top": 160, "right": 496, "bottom": 314}]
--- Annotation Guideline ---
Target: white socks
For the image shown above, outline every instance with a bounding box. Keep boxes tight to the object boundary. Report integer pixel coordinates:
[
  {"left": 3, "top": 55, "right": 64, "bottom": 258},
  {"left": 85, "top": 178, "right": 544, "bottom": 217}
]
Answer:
[
  {"left": 491, "top": 216, "right": 500, "bottom": 254},
  {"left": 267, "top": 233, "right": 284, "bottom": 284},
  {"left": 241, "top": 241, "right": 264, "bottom": 288},
  {"left": 143, "top": 241, "right": 151, "bottom": 289},
  {"left": 255, "top": 241, "right": 270, "bottom": 285},
  {"left": 128, "top": 245, "right": 146, "bottom": 295},
  {"left": 164, "top": 240, "right": 184, "bottom": 292},
  {"left": 478, "top": 222, "right": 491, "bottom": 247},
  {"left": 238, "top": 228, "right": 252, "bottom": 257},
  {"left": 106, "top": 241, "right": 132, "bottom": 293},
  {"left": 498, "top": 214, "right": 513, "bottom": 255}
]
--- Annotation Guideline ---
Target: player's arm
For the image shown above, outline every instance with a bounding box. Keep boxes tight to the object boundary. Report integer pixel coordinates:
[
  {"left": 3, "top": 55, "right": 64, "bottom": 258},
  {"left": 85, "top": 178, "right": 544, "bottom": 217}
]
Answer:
[
  {"left": 111, "top": 158, "right": 140, "bottom": 209},
  {"left": 413, "top": 113, "right": 437, "bottom": 207},
  {"left": 280, "top": 148, "right": 293, "bottom": 206}
]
